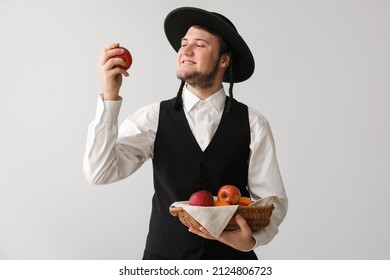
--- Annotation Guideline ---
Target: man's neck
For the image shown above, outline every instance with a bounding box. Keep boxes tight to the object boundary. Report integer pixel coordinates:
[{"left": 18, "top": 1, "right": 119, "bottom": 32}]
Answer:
[{"left": 186, "top": 83, "right": 223, "bottom": 100}]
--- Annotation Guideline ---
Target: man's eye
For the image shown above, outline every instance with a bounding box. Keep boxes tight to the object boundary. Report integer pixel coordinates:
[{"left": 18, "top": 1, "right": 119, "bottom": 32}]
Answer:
[{"left": 197, "top": 44, "right": 205, "bottom": 48}]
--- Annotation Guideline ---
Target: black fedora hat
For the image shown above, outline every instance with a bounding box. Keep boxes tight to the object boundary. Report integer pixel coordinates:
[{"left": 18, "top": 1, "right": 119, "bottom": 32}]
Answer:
[{"left": 164, "top": 7, "right": 255, "bottom": 83}]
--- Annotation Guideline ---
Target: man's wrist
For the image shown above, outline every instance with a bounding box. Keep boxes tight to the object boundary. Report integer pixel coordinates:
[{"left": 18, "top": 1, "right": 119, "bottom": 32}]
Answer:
[{"left": 101, "top": 93, "right": 122, "bottom": 101}]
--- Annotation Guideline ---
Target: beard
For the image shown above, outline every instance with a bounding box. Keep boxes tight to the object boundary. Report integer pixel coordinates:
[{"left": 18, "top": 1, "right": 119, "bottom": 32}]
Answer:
[{"left": 176, "top": 59, "right": 220, "bottom": 89}]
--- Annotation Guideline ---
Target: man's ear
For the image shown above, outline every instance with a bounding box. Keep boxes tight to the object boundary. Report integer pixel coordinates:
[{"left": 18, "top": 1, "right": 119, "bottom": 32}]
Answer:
[{"left": 220, "top": 53, "right": 231, "bottom": 68}]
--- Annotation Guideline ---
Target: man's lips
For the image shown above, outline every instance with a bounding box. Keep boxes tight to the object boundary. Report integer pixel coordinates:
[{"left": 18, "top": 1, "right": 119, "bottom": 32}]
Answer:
[{"left": 181, "top": 60, "right": 196, "bottom": 65}]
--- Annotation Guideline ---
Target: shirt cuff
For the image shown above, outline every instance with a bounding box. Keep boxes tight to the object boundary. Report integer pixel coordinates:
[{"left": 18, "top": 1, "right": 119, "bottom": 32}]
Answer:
[
  {"left": 240, "top": 237, "right": 258, "bottom": 252},
  {"left": 95, "top": 94, "right": 122, "bottom": 124}
]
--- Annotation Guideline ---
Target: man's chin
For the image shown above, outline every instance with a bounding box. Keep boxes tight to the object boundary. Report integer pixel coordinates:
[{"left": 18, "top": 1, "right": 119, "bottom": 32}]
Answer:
[
  {"left": 177, "top": 70, "right": 193, "bottom": 80},
  {"left": 176, "top": 69, "right": 218, "bottom": 89}
]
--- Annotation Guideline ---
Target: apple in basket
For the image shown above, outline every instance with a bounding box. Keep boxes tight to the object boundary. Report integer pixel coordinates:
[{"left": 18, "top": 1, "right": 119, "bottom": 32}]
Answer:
[
  {"left": 217, "top": 185, "right": 241, "bottom": 205},
  {"left": 188, "top": 190, "right": 214, "bottom": 206}
]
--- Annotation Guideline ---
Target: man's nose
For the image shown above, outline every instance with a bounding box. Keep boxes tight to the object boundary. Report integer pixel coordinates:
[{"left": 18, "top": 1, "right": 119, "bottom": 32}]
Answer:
[{"left": 182, "top": 44, "right": 194, "bottom": 55}]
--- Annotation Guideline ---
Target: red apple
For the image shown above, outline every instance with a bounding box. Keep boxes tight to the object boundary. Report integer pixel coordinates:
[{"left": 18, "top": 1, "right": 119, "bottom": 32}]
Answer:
[
  {"left": 217, "top": 185, "right": 241, "bottom": 205},
  {"left": 112, "top": 46, "right": 132, "bottom": 70},
  {"left": 188, "top": 190, "right": 214, "bottom": 206}
]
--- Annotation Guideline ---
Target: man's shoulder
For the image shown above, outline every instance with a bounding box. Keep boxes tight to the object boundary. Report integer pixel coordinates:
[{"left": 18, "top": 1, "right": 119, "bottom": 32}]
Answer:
[
  {"left": 231, "top": 99, "right": 269, "bottom": 124},
  {"left": 247, "top": 106, "right": 270, "bottom": 134},
  {"left": 131, "top": 97, "right": 178, "bottom": 120},
  {"left": 135, "top": 102, "right": 160, "bottom": 113},
  {"left": 160, "top": 97, "right": 177, "bottom": 106},
  {"left": 128, "top": 102, "right": 160, "bottom": 122}
]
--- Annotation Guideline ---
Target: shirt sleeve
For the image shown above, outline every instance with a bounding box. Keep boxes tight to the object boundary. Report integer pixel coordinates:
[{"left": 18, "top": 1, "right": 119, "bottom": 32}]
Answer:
[
  {"left": 246, "top": 108, "right": 288, "bottom": 249},
  {"left": 83, "top": 95, "right": 159, "bottom": 184}
]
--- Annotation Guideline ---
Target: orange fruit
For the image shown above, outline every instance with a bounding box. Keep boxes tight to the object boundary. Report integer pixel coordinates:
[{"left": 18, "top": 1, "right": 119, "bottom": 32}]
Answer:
[
  {"left": 214, "top": 200, "right": 230, "bottom": 206},
  {"left": 238, "top": 197, "right": 253, "bottom": 206}
]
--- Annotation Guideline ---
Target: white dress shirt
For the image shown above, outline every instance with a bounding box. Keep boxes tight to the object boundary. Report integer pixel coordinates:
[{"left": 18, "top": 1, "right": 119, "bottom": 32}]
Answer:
[{"left": 83, "top": 85, "right": 288, "bottom": 249}]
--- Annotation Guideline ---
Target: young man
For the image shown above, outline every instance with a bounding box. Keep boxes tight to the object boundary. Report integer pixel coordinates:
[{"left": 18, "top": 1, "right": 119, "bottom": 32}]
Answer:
[{"left": 84, "top": 7, "right": 288, "bottom": 259}]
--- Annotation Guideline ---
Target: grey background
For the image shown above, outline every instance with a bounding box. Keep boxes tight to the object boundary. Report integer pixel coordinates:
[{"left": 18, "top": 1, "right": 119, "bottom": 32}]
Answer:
[{"left": 1, "top": 0, "right": 389, "bottom": 259}]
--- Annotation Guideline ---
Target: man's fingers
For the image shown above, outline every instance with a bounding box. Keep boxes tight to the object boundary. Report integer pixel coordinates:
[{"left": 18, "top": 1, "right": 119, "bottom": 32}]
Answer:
[
  {"left": 103, "top": 42, "right": 120, "bottom": 51},
  {"left": 188, "top": 226, "right": 215, "bottom": 240},
  {"left": 99, "top": 44, "right": 125, "bottom": 67},
  {"left": 102, "top": 57, "right": 128, "bottom": 71},
  {"left": 235, "top": 214, "right": 251, "bottom": 232}
]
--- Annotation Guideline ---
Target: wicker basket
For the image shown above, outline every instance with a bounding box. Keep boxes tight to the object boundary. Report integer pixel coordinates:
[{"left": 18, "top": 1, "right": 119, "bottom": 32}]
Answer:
[{"left": 170, "top": 204, "right": 274, "bottom": 232}]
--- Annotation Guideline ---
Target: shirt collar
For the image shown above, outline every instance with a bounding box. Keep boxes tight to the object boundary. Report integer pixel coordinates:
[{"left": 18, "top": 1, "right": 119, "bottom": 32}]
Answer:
[{"left": 182, "top": 85, "right": 226, "bottom": 113}]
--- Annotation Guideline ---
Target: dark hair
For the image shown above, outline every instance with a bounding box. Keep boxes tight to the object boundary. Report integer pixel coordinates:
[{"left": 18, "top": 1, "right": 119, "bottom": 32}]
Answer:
[{"left": 173, "top": 25, "right": 234, "bottom": 116}]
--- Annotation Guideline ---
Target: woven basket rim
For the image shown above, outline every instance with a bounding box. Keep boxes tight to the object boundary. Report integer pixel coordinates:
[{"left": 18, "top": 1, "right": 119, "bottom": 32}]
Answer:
[
  {"left": 170, "top": 204, "right": 274, "bottom": 212},
  {"left": 170, "top": 204, "right": 274, "bottom": 232}
]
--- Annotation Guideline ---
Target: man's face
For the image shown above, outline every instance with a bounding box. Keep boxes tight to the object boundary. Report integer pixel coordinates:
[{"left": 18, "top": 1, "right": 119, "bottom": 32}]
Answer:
[{"left": 177, "top": 26, "right": 227, "bottom": 88}]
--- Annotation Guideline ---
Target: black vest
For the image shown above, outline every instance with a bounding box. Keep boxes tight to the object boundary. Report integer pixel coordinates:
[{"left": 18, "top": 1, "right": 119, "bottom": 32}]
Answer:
[{"left": 144, "top": 96, "right": 257, "bottom": 259}]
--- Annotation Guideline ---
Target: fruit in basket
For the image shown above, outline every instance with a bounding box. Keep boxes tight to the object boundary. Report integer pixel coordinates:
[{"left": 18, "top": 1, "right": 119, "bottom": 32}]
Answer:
[
  {"left": 217, "top": 185, "right": 241, "bottom": 205},
  {"left": 188, "top": 190, "right": 214, "bottom": 206},
  {"left": 112, "top": 46, "right": 132, "bottom": 70},
  {"left": 214, "top": 200, "right": 230, "bottom": 206},
  {"left": 238, "top": 196, "right": 253, "bottom": 206}
]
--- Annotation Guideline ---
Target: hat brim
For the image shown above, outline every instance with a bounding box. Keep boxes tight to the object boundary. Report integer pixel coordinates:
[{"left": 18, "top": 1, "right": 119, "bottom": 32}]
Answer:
[{"left": 164, "top": 7, "right": 255, "bottom": 83}]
